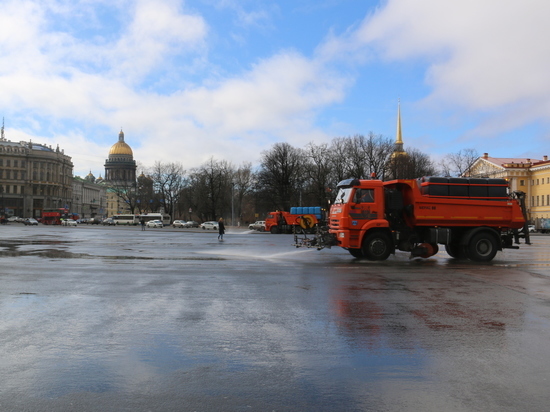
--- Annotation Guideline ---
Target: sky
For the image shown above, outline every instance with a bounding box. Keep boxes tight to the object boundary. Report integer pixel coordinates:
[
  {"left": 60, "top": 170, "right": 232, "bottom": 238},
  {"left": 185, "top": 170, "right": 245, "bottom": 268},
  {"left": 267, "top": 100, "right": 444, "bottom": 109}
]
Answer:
[{"left": 1, "top": 0, "right": 549, "bottom": 177}]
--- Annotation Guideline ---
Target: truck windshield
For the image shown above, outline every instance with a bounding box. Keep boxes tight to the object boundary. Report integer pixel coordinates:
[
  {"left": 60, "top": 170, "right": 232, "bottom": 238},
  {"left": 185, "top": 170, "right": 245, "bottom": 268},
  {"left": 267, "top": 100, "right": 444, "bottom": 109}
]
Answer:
[{"left": 334, "top": 188, "right": 353, "bottom": 204}]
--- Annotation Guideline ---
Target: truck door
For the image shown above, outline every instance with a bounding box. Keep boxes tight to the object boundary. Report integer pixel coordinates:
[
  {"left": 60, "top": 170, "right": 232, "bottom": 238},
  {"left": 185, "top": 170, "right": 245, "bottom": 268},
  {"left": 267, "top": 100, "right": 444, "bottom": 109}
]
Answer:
[{"left": 348, "top": 188, "right": 383, "bottom": 228}]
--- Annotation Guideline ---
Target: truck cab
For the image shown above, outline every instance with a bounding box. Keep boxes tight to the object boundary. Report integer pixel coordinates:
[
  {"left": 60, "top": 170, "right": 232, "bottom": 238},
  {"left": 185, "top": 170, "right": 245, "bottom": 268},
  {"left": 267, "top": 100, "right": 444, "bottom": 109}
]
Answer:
[{"left": 329, "top": 178, "right": 392, "bottom": 258}]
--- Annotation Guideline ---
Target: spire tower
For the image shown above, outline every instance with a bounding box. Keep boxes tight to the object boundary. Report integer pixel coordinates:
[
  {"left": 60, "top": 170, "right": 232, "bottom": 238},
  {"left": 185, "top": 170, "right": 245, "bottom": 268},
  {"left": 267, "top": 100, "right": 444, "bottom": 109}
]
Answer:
[{"left": 394, "top": 99, "right": 405, "bottom": 154}]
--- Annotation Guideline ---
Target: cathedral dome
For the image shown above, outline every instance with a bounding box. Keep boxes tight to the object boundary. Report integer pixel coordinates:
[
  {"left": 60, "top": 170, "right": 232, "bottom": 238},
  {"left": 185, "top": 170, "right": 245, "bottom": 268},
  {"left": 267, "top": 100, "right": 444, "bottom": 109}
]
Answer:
[
  {"left": 108, "top": 130, "right": 133, "bottom": 156},
  {"left": 109, "top": 141, "right": 133, "bottom": 156}
]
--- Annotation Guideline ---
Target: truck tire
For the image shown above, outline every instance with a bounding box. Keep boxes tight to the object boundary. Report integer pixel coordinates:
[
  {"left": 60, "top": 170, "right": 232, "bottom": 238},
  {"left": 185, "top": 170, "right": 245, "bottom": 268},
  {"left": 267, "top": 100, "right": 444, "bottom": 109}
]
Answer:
[
  {"left": 348, "top": 248, "right": 364, "bottom": 259},
  {"left": 362, "top": 232, "right": 392, "bottom": 261},
  {"left": 270, "top": 226, "right": 279, "bottom": 234},
  {"left": 467, "top": 232, "right": 498, "bottom": 262}
]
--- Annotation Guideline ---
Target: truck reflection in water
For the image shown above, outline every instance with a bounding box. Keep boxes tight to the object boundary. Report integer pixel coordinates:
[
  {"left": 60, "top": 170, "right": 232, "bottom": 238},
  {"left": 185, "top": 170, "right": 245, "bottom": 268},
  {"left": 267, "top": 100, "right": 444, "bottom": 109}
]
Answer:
[{"left": 330, "top": 268, "right": 525, "bottom": 352}]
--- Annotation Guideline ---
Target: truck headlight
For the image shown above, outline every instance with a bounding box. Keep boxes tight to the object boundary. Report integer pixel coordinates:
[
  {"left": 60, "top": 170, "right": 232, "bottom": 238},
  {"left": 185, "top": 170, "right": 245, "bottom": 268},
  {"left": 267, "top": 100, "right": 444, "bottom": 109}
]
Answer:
[{"left": 339, "top": 232, "right": 345, "bottom": 238}]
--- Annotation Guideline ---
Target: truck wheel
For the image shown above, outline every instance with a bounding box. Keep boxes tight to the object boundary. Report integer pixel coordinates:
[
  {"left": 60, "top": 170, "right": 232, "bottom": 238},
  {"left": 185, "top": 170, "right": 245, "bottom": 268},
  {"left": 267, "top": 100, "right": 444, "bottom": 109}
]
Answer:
[
  {"left": 362, "top": 232, "right": 392, "bottom": 261},
  {"left": 348, "top": 248, "right": 364, "bottom": 259},
  {"left": 467, "top": 232, "right": 497, "bottom": 262},
  {"left": 270, "top": 226, "right": 279, "bottom": 234}
]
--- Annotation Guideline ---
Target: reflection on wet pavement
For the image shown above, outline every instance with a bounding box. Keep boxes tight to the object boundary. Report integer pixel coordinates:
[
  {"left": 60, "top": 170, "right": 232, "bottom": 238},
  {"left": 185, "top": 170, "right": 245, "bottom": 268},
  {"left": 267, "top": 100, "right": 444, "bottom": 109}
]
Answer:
[{"left": 1, "top": 226, "right": 550, "bottom": 411}]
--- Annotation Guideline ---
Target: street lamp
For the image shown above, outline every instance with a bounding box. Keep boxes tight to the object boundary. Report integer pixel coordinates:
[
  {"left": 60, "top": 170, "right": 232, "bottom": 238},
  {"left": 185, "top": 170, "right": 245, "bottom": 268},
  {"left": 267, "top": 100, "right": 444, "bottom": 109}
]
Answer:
[{"left": 231, "top": 183, "right": 235, "bottom": 227}]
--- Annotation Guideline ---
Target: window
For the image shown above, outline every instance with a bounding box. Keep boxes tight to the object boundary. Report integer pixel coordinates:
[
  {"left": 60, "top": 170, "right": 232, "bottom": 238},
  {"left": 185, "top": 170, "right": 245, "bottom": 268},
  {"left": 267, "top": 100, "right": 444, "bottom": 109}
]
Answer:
[
  {"left": 520, "top": 180, "right": 525, "bottom": 186},
  {"left": 14, "top": 160, "right": 18, "bottom": 167},
  {"left": 354, "top": 189, "right": 375, "bottom": 203}
]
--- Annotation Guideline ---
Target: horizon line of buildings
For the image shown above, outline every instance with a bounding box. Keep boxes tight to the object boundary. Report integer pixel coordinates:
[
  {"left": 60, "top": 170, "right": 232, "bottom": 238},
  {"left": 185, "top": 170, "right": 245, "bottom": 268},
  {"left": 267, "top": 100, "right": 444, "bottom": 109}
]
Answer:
[
  {"left": 0, "top": 126, "right": 138, "bottom": 220},
  {"left": 2, "top": 112, "right": 550, "bottom": 222}
]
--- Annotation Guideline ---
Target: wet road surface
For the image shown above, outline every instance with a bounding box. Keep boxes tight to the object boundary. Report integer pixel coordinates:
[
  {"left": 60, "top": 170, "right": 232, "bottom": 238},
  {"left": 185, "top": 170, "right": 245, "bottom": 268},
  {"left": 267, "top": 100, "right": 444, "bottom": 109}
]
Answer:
[{"left": 1, "top": 224, "right": 550, "bottom": 411}]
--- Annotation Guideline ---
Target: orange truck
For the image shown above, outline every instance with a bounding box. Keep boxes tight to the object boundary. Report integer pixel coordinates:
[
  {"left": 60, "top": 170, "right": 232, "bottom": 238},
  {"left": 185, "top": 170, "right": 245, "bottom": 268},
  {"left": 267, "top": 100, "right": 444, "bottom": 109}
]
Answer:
[
  {"left": 265, "top": 207, "right": 323, "bottom": 234},
  {"left": 295, "top": 177, "right": 529, "bottom": 262}
]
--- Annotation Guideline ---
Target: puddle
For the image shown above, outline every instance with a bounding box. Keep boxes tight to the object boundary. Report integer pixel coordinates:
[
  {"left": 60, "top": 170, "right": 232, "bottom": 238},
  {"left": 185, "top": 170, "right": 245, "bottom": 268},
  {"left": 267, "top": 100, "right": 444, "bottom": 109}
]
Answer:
[{"left": 0, "top": 239, "right": 225, "bottom": 261}]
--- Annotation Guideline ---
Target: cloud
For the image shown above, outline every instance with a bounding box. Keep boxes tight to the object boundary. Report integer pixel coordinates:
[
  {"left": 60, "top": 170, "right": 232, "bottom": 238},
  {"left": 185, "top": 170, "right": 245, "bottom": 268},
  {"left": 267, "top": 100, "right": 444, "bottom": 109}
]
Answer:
[
  {"left": 0, "top": 0, "right": 354, "bottom": 176},
  {"left": 356, "top": 0, "right": 550, "bottom": 121}
]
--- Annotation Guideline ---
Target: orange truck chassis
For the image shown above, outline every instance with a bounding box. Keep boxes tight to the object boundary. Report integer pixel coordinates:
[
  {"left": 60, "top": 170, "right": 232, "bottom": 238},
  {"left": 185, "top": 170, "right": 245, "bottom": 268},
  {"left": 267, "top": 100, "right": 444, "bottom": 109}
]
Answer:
[{"left": 294, "top": 177, "right": 529, "bottom": 262}]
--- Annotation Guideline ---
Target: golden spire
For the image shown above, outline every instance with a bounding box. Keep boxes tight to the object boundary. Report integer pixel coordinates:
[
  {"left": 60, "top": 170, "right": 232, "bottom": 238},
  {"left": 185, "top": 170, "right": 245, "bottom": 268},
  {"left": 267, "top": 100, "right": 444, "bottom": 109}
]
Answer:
[
  {"left": 396, "top": 99, "right": 403, "bottom": 145},
  {"left": 391, "top": 99, "right": 407, "bottom": 159}
]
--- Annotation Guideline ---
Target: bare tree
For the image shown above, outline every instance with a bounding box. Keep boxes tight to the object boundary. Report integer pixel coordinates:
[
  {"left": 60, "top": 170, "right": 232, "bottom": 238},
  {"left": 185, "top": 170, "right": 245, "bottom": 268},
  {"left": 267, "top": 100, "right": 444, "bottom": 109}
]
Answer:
[
  {"left": 150, "top": 161, "right": 187, "bottom": 217},
  {"left": 108, "top": 180, "right": 138, "bottom": 214},
  {"left": 186, "top": 158, "right": 234, "bottom": 221},
  {"left": 335, "top": 133, "right": 394, "bottom": 181},
  {"left": 359, "top": 132, "right": 395, "bottom": 180},
  {"left": 135, "top": 172, "right": 155, "bottom": 214},
  {"left": 440, "top": 148, "right": 480, "bottom": 177},
  {"left": 388, "top": 148, "right": 439, "bottom": 179},
  {"left": 256, "top": 142, "right": 305, "bottom": 211},
  {"left": 303, "top": 141, "right": 334, "bottom": 208},
  {"left": 232, "top": 162, "right": 255, "bottom": 225},
  {"left": 328, "top": 137, "right": 350, "bottom": 184}
]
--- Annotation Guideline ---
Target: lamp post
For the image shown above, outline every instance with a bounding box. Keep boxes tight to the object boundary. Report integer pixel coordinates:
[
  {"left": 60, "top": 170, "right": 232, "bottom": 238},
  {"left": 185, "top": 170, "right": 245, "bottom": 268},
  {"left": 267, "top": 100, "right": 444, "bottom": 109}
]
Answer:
[
  {"left": 231, "top": 183, "right": 235, "bottom": 227},
  {"left": 0, "top": 185, "right": 4, "bottom": 221}
]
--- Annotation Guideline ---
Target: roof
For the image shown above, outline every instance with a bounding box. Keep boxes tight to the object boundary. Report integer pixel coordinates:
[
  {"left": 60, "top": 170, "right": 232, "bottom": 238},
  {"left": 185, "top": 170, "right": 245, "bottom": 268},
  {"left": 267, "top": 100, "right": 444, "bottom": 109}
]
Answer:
[{"left": 482, "top": 156, "right": 540, "bottom": 167}]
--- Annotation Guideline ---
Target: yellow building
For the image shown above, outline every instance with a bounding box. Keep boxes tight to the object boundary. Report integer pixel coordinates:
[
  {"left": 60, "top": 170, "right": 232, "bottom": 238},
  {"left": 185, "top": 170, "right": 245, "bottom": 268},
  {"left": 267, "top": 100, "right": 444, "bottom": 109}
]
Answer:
[
  {"left": 105, "top": 187, "right": 132, "bottom": 217},
  {"left": 466, "top": 153, "right": 550, "bottom": 222}
]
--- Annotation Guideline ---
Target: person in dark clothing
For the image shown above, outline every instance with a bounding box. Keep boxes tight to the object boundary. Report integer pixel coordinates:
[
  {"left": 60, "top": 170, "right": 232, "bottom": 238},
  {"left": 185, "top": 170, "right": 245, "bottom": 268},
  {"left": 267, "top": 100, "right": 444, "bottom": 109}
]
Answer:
[
  {"left": 140, "top": 218, "right": 146, "bottom": 231},
  {"left": 218, "top": 218, "right": 225, "bottom": 240}
]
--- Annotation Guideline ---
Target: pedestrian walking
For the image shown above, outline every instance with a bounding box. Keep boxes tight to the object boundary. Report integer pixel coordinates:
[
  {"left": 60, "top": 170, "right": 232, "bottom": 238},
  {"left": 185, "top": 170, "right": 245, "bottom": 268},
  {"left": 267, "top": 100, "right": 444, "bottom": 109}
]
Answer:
[
  {"left": 218, "top": 218, "right": 225, "bottom": 241},
  {"left": 140, "top": 218, "right": 146, "bottom": 231}
]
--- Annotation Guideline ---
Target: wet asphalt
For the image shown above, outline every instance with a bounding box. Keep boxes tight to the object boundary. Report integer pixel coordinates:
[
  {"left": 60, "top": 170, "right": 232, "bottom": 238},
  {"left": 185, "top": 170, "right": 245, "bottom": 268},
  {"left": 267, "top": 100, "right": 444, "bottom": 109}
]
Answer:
[{"left": 1, "top": 224, "right": 550, "bottom": 411}]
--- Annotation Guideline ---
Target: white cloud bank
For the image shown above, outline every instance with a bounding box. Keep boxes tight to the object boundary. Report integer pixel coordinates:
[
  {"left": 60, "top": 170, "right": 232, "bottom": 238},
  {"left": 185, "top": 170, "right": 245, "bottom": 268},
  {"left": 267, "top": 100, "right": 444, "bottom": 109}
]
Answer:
[
  {"left": 1, "top": 0, "right": 549, "bottom": 176},
  {"left": 357, "top": 0, "right": 550, "bottom": 135}
]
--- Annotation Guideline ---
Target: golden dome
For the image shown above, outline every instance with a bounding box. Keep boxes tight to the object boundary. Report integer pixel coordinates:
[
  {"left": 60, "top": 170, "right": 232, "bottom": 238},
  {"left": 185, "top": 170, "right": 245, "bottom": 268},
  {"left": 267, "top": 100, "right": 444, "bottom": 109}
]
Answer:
[
  {"left": 108, "top": 129, "right": 133, "bottom": 156},
  {"left": 109, "top": 141, "right": 133, "bottom": 156}
]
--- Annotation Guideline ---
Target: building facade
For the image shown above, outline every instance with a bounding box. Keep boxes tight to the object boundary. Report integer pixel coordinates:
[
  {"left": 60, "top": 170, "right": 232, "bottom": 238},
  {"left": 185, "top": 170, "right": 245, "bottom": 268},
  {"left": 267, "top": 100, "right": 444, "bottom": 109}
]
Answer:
[
  {"left": 104, "top": 130, "right": 137, "bottom": 217},
  {"left": 1, "top": 132, "right": 73, "bottom": 219},
  {"left": 72, "top": 173, "right": 107, "bottom": 219},
  {"left": 466, "top": 153, "right": 550, "bottom": 222}
]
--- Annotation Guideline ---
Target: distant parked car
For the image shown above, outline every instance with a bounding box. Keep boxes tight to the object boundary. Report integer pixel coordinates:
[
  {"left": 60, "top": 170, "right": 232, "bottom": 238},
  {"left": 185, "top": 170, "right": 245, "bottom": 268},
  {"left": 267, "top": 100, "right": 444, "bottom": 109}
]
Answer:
[
  {"left": 184, "top": 221, "right": 200, "bottom": 228},
  {"left": 62, "top": 219, "right": 77, "bottom": 226},
  {"left": 102, "top": 218, "right": 115, "bottom": 226},
  {"left": 146, "top": 220, "right": 164, "bottom": 228},
  {"left": 248, "top": 221, "right": 265, "bottom": 231},
  {"left": 172, "top": 220, "right": 186, "bottom": 228},
  {"left": 7, "top": 216, "right": 19, "bottom": 222},
  {"left": 200, "top": 221, "right": 218, "bottom": 230},
  {"left": 528, "top": 225, "right": 536, "bottom": 233},
  {"left": 90, "top": 218, "right": 101, "bottom": 225},
  {"left": 23, "top": 218, "right": 39, "bottom": 226}
]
